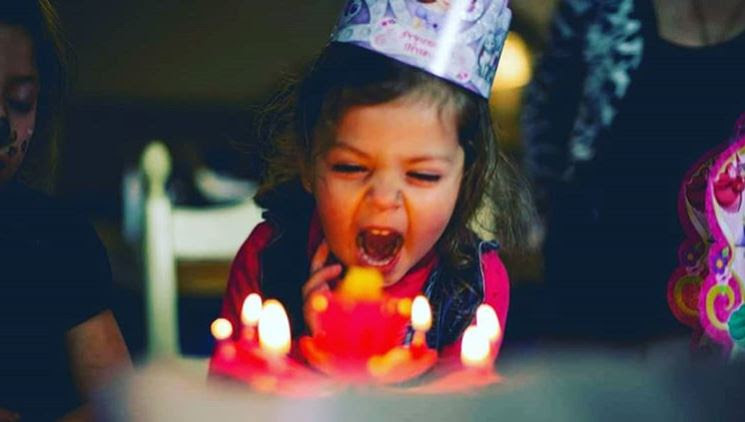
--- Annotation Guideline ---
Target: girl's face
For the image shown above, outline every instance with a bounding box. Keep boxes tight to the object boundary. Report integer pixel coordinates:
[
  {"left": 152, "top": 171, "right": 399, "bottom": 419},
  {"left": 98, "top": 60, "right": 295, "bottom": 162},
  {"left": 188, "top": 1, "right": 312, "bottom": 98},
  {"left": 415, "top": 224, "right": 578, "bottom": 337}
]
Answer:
[
  {"left": 312, "top": 96, "right": 464, "bottom": 286},
  {"left": 0, "top": 24, "right": 38, "bottom": 186}
]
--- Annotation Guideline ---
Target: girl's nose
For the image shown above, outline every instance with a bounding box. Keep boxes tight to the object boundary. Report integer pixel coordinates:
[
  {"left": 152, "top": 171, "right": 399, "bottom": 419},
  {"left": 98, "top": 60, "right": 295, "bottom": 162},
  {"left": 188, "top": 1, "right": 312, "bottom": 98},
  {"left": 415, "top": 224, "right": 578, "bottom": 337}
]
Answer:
[{"left": 366, "top": 172, "right": 403, "bottom": 210}]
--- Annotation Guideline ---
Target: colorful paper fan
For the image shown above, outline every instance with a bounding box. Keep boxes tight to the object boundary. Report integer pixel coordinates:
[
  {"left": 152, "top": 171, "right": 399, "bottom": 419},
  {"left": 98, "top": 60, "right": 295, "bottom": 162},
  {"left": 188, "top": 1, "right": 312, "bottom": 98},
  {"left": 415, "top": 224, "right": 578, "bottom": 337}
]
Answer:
[
  {"left": 702, "top": 132, "right": 745, "bottom": 349},
  {"left": 667, "top": 146, "right": 721, "bottom": 330}
]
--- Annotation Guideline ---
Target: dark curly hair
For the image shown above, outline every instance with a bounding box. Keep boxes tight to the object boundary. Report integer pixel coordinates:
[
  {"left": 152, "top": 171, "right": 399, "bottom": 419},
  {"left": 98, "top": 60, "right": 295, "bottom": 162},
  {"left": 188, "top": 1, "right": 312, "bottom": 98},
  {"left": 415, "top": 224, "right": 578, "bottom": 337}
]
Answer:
[
  {"left": 255, "top": 42, "right": 534, "bottom": 273},
  {"left": 1, "top": 0, "right": 69, "bottom": 193}
]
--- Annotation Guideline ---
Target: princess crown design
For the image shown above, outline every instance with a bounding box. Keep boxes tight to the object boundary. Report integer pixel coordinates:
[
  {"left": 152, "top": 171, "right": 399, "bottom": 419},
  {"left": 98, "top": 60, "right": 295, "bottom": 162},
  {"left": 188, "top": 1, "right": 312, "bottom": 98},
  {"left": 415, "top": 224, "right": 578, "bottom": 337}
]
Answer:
[{"left": 331, "top": 0, "right": 511, "bottom": 98}]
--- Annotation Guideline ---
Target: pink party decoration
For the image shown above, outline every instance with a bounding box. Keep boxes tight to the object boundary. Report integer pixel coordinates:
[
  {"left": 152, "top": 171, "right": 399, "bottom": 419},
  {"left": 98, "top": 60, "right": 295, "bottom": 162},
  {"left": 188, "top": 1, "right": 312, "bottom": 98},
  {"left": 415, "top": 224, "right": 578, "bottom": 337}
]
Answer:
[
  {"left": 669, "top": 113, "right": 745, "bottom": 351},
  {"left": 667, "top": 146, "right": 722, "bottom": 331},
  {"left": 701, "top": 127, "right": 745, "bottom": 349}
]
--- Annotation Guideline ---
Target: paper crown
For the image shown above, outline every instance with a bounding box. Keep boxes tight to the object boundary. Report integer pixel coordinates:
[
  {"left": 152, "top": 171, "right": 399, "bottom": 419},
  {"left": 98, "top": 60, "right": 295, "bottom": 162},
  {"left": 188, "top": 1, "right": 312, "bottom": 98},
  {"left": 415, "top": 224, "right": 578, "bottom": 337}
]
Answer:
[{"left": 331, "top": 0, "right": 512, "bottom": 99}]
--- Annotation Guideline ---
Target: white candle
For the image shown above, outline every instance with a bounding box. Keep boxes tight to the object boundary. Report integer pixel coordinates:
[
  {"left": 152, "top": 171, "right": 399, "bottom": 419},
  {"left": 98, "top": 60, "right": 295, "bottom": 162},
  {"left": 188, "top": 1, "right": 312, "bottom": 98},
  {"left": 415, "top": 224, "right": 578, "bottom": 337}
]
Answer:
[
  {"left": 240, "top": 293, "right": 263, "bottom": 343},
  {"left": 211, "top": 318, "right": 236, "bottom": 359},
  {"left": 241, "top": 293, "right": 263, "bottom": 326},
  {"left": 411, "top": 295, "right": 432, "bottom": 349},
  {"left": 211, "top": 318, "right": 233, "bottom": 341},
  {"left": 460, "top": 326, "right": 490, "bottom": 369},
  {"left": 476, "top": 304, "right": 501, "bottom": 343},
  {"left": 411, "top": 295, "right": 432, "bottom": 331},
  {"left": 258, "top": 299, "right": 292, "bottom": 357}
]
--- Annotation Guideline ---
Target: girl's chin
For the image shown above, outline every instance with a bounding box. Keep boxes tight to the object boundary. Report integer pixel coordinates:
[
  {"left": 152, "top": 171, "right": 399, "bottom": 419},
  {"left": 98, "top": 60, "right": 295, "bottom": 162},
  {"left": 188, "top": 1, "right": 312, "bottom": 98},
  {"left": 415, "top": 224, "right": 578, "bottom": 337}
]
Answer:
[
  {"left": 373, "top": 261, "right": 411, "bottom": 288},
  {"left": 380, "top": 272, "right": 400, "bottom": 287}
]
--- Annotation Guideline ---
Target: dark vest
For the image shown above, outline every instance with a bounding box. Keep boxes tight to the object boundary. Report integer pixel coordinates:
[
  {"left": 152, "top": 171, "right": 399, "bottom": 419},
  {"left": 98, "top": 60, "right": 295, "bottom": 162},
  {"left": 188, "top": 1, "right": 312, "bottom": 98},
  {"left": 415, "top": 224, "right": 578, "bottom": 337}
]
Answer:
[{"left": 256, "top": 181, "right": 495, "bottom": 350}]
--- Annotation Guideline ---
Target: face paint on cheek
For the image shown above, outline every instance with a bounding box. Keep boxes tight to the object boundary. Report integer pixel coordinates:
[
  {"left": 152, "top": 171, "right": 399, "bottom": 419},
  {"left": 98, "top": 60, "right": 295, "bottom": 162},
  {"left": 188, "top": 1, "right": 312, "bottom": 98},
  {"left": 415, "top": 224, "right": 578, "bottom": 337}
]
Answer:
[
  {"left": 20, "top": 122, "right": 35, "bottom": 154},
  {"left": 4, "top": 119, "right": 34, "bottom": 157},
  {"left": 0, "top": 131, "right": 30, "bottom": 180}
]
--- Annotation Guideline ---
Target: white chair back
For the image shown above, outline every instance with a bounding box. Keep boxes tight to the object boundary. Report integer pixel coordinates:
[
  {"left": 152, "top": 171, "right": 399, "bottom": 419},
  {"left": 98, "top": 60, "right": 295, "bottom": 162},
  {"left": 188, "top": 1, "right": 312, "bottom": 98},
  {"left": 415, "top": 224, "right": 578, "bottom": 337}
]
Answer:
[{"left": 140, "top": 141, "right": 263, "bottom": 358}]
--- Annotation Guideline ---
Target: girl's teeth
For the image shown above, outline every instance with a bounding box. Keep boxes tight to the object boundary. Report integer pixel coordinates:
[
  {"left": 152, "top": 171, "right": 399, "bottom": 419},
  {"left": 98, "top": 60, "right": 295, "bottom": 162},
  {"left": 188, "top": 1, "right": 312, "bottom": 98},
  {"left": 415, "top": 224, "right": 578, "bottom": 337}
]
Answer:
[{"left": 361, "top": 249, "right": 395, "bottom": 266}]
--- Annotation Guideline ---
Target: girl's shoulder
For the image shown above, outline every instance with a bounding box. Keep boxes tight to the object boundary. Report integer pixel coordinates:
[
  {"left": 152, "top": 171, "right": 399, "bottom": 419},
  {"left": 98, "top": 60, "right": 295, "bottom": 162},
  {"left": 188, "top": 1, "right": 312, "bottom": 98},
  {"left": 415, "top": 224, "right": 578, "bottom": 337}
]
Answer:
[
  {"left": 224, "top": 221, "right": 279, "bottom": 300},
  {"left": 234, "top": 221, "right": 277, "bottom": 262},
  {"left": 474, "top": 239, "right": 509, "bottom": 310},
  {"left": 476, "top": 242, "right": 509, "bottom": 332},
  {"left": 255, "top": 179, "right": 314, "bottom": 219},
  {"left": 478, "top": 243, "right": 508, "bottom": 287},
  {"left": 235, "top": 178, "right": 312, "bottom": 262}
]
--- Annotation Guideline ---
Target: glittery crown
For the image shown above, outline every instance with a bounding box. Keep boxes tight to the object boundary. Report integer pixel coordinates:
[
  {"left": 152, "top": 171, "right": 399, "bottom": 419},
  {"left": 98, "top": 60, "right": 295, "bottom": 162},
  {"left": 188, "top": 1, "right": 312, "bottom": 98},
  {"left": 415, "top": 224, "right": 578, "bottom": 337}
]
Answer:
[{"left": 331, "top": 0, "right": 511, "bottom": 98}]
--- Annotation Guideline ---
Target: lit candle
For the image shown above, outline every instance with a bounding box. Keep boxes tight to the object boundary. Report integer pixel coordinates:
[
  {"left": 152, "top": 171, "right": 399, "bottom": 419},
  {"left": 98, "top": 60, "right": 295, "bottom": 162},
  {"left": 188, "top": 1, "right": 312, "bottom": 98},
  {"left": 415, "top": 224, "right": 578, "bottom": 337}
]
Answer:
[
  {"left": 410, "top": 295, "right": 432, "bottom": 355},
  {"left": 460, "top": 326, "right": 490, "bottom": 369},
  {"left": 211, "top": 317, "right": 233, "bottom": 341},
  {"left": 241, "top": 293, "right": 262, "bottom": 343},
  {"left": 258, "top": 299, "right": 292, "bottom": 357},
  {"left": 476, "top": 304, "right": 502, "bottom": 343},
  {"left": 211, "top": 317, "right": 236, "bottom": 359}
]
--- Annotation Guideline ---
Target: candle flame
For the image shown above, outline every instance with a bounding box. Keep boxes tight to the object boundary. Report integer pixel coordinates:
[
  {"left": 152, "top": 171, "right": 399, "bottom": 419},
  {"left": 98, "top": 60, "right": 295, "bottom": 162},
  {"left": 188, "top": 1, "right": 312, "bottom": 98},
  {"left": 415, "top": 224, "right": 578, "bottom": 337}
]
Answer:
[
  {"left": 460, "top": 326, "right": 490, "bottom": 368},
  {"left": 476, "top": 304, "right": 501, "bottom": 342},
  {"left": 241, "top": 293, "right": 263, "bottom": 326},
  {"left": 411, "top": 295, "right": 432, "bottom": 331},
  {"left": 210, "top": 318, "right": 233, "bottom": 341},
  {"left": 338, "top": 266, "right": 384, "bottom": 301},
  {"left": 258, "top": 299, "right": 292, "bottom": 356},
  {"left": 397, "top": 298, "right": 412, "bottom": 317},
  {"left": 310, "top": 293, "right": 328, "bottom": 312}
]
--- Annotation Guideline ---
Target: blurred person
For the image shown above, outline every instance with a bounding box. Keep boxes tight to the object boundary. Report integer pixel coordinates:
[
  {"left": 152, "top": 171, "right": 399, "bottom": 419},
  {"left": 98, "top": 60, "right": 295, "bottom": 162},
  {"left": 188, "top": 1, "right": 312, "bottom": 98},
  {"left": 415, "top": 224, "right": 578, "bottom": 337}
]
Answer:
[
  {"left": 0, "top": 1, "right": 131, "bottom": 420},
  {"left": 520, "top": 0, "right": 745, "bottom": 341}
]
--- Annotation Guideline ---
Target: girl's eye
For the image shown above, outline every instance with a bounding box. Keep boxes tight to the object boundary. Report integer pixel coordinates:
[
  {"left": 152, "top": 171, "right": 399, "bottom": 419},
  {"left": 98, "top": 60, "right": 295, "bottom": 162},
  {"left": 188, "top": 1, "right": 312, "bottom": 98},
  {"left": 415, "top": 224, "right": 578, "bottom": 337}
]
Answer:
[
  {"left": 7, "top": 84, "right": 38, "bottom": 114},
  {"left": 331, "top": 163, "right": 367, "bottom": 174},
  {"left": 7, "top": 99, "right": 34, "bottom": 114},
  {"left": 407, "top": 172, "right": 442, "bottom": 182}
]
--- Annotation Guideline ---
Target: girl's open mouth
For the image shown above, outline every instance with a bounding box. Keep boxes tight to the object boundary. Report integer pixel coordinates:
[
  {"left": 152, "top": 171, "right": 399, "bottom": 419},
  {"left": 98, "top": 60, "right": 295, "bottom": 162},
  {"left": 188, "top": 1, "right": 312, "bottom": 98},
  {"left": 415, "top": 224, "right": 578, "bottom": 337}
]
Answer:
[{"left": 356, "top": 228, "right": 403, "bottom": 270}]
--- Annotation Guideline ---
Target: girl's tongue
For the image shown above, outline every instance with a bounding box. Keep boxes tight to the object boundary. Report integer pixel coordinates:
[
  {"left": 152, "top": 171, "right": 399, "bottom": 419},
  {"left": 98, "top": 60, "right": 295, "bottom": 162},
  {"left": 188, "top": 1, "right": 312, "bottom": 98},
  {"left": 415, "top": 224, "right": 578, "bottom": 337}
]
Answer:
[{"left": 357, "top": 229, "right": 403, "bottom": 263}]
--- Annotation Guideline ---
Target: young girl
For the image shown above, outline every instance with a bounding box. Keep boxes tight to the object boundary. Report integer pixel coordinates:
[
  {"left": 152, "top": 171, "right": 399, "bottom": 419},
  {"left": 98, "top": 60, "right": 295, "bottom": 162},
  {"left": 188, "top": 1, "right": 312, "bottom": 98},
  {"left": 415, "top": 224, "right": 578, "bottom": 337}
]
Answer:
[
  {"left": 0, "top": 1, "right": 131, "bottom": 420},
  {"left": 214, "top": 0, "right": 530, "bottom": 361}
]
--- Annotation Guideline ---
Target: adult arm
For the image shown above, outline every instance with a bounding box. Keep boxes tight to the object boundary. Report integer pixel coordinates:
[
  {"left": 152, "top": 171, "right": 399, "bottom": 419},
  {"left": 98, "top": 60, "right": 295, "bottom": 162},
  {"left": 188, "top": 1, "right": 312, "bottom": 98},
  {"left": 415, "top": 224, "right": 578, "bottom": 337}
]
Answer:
[
  {"left": 61, "top": 310, "right": 132, "bottom": 422},
  {"left": 53, "top": 212, "right": 131, "bottom": 420},
  {"left": 521, "top": 0, "right": 592, "bottom": 208}
]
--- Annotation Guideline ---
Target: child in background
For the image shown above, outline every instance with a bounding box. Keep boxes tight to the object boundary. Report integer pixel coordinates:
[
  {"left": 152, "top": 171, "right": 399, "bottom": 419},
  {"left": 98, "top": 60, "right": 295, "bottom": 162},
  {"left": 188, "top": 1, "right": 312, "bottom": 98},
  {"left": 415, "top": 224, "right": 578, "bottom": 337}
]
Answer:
[
  {"left": 213, "top": 0, "right": 531, "bottom": 362},
  {"left": 0, "top": 1, "right": 131, "bottom": 420}
]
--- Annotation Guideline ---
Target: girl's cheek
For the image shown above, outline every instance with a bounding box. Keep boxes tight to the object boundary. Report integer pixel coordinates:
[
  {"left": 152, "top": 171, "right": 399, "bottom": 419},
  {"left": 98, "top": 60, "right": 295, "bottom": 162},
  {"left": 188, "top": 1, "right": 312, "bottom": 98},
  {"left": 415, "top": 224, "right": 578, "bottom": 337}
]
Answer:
[
  {"left": 420, "top": 202, "right": 454, "bottom": 231},
  {"left": 409, "top": 185, "right": 461, "bottom": 232},
  {"left": 316, "top": 173, "right": 356, "bottom": 200}
]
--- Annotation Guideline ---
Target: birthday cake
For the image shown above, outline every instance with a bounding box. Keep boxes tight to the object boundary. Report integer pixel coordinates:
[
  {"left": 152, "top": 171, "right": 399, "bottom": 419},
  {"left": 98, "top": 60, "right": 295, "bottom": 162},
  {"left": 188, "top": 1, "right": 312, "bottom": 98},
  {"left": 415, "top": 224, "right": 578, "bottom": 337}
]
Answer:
[{"left": 209, "top": 266, "right": 501, "bottom": 395}]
